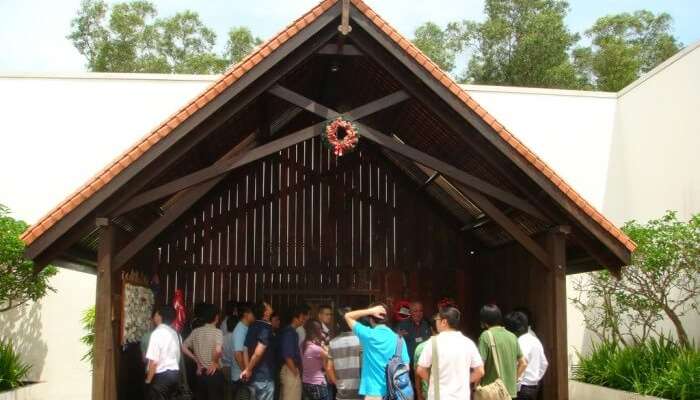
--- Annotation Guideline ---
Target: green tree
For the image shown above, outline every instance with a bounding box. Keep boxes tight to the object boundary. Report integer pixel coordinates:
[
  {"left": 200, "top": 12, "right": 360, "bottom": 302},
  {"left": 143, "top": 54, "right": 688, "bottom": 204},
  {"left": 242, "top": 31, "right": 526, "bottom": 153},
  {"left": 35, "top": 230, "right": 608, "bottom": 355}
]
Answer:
[
  {"left": 0, "top": 205, "right": 57, "bottom": 312},
  {"left": 412, "top": 21, "right": 463, "bottom": 73},
  {"left": 572, "top": 211, "right": 700, "bottom": 347},
  {"left": 456, "top": 0, "right": 581, "bottom": 88},
  {"left": 156, "top": 11, "right": 227, "bottom": 74},
  {"left": 573, "top": 11, "right": 681, "bottom": 92},
  {"left": 224, "top": 26, "right": 263, "bottom": 65},
  {"left": 68, "top": 0, "right": 262, "bottom": 74}
]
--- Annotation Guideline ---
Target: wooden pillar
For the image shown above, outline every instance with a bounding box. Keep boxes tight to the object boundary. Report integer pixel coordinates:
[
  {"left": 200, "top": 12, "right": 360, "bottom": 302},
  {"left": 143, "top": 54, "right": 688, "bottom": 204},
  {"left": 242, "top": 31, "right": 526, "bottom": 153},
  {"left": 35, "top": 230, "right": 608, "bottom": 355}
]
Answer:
[
  {"left": 545, "top": 226, "right": 570, "bottom": 400},
  {"left": 93, "top": 219, "right": 118, "bottom": 400}
]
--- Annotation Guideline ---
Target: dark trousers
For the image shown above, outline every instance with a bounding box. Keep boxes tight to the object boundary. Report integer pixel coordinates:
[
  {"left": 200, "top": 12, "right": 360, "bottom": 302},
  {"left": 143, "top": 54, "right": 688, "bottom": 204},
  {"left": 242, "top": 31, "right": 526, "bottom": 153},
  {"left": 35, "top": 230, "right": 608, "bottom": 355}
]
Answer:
[
  {"left": 515, "top": 384, "right": 540, "bottom": 400},
  {"left": 148, "top": 370, "right": 180, "bottom": 400},
  {"left": 196, "top": 370, "right": 225, "bottom": 400}
]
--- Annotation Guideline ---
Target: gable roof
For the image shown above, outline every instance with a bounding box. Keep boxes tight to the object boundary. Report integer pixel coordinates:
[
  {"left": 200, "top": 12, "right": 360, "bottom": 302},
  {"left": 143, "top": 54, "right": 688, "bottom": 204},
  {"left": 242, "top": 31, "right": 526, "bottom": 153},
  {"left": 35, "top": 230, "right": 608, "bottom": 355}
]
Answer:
[{"left": 21, "top": 0, "right": 635, "bottom": 256}]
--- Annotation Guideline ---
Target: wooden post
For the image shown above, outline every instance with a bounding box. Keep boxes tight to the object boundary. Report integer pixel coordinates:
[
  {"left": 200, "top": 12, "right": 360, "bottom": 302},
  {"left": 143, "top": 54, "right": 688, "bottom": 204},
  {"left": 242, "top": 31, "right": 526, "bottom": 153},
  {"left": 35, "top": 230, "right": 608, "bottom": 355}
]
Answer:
[
  {"left": 545, "top": 226, "right": 570, "bottom": 400},
  {"left": 93, "top": 219, "right": 118, "bottom": 400}
]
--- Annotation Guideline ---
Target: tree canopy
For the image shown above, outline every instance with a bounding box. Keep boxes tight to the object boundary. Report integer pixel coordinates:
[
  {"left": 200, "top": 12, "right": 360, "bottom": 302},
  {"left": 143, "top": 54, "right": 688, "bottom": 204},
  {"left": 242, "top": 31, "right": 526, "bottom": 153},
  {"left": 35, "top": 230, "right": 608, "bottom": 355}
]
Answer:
[
  {"left": 411, "top": 0, "right": 681, "bottom": 91},
  {"left": 68, "top": 0, "right": 262, "bottom": 74},
  {"left": 0, "top": 205, "right": 57, "bottom": 312}
]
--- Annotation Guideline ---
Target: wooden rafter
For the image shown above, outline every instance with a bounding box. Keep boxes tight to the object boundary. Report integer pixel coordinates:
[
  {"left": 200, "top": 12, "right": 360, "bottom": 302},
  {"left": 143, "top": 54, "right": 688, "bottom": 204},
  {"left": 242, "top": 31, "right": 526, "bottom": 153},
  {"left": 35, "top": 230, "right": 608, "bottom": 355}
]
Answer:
[{"left": 268, "top": 84, "right": 545, "bottom": 220}]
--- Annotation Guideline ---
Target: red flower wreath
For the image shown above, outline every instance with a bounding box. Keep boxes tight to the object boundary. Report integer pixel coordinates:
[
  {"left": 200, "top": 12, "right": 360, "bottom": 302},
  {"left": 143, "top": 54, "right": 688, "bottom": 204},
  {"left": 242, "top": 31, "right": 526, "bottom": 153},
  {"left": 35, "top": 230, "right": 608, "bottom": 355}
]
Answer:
[{"left": 323, "top": 117, "right": 359, "bottom": 156}]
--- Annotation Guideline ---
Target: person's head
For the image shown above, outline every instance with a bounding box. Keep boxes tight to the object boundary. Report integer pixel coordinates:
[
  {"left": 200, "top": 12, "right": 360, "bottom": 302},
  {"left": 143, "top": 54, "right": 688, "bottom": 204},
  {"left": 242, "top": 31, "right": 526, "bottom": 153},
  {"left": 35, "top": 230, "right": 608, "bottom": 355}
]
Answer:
[
  {"left": 367, "top": 302, "right": 388, "bottom": 327},
  {"left": 253, "top": 301, "right": 273, "bottom": 321},
  {"left": 154, "top": 305, "right": 176, "bottom": 326},
  {"left": 289, "top": 304, "right": 311, "bottom": 328},
  {"left": 303, "top": 319, "right": 324, "bottom": 350},
  {"left": 435, "top": 306, "right": 461, "bottom": 332},
  {"left": 504, "top": 311, "right": 529, "bottom": 337},
  {"left": 237, "top": 304, "right": 254, "bottom": 325},
  {"left": 410, "top": 301, "right": 424, "bottom": 324},
  {"left": 513, "top": 307, "right": 534, "bottom": 331},
  {"left": 428, "top": 313, "right": 438, "bottom": 335},
  {"left": 318, "top": 304, "right": 332, "bottom": 326},
  {"left": 480, "top": 304, "right": 502, "bottom": 328},
  {"left": 200, "top": 303, "right": 219, "bottom": 325},
  {"left": 336, "top": 306, "right": 352, "bottom": 333},
  {"left": 271, "top": 312, "right": 281, "bottom": 330}
]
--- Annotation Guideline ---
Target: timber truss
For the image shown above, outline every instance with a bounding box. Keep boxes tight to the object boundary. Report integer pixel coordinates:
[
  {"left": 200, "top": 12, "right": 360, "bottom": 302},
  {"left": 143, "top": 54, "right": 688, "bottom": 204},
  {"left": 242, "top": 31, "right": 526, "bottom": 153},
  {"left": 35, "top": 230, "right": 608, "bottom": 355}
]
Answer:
[{"left": 111, "top": 84, "right": 558, "bottom": 272}]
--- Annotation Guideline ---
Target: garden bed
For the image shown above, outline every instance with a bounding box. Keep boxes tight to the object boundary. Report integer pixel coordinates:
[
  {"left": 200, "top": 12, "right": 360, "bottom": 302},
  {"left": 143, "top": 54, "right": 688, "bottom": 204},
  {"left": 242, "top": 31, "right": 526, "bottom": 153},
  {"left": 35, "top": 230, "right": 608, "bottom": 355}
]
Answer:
[
  {"left": 570, "top": 380, "right": 667, "bottom": 400},
  {"left": 0, "top": 382, "right": 44, "bottom": 400}
]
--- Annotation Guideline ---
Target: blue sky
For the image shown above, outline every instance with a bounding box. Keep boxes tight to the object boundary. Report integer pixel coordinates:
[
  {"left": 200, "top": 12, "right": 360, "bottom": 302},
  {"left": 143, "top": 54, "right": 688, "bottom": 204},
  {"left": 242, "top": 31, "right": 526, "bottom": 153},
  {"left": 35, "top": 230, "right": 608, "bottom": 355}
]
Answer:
[{"left": 1, "top": 0, "right": 698, "bottom": 73}]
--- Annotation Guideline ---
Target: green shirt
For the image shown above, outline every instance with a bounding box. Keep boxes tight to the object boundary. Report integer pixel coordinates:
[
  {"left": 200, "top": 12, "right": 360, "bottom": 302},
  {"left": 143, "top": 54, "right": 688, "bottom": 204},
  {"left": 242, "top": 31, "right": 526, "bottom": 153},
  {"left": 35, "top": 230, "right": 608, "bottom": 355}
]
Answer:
[
  {"left": 478, "top": 326, "right": 522, "bottom": 397},
  {"left": 413, "top": 341, "right": 429, "bottom": 399}
]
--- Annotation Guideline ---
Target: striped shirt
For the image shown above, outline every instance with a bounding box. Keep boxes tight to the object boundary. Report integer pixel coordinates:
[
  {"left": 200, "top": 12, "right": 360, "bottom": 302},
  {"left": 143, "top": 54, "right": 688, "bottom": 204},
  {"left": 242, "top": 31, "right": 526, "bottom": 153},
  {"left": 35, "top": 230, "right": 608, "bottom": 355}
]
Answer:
[
  {"left": 183, "top": 323, "right": 223, "bottom": 369},
  {"left": 329, "top": 332, "right": 362, "bottom": 400}
]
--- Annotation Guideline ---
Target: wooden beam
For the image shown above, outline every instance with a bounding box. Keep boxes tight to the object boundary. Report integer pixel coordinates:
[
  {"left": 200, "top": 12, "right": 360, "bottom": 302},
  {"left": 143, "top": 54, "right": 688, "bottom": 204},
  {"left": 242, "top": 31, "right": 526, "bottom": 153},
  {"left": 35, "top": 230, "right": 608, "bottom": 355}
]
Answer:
[
  {"left": 358, "top": 123, "right": 547, "bottom": 220},
  {"left": 113, "top": 123, "right": 324, "bottom": 216},
  {"left": 266, "top": 84, "right": 544, "bottom": 219},
  {"left": 25, "top": 6, "right": 342, "bottom": 265},
  {"left": 92, "top": 221, "right": 117, "bottom": 400},
  {"left": 456, "top": 183, "right": 553, "bottom": 269},
  {"left": 318, "top": 43, "right": 362, "bottom": 56},
  {"left": 117, "top": 91, "right": 410, "bottom": 215},
  {"left": 546, "top": 226, "right": 569, "bottom": 399}
]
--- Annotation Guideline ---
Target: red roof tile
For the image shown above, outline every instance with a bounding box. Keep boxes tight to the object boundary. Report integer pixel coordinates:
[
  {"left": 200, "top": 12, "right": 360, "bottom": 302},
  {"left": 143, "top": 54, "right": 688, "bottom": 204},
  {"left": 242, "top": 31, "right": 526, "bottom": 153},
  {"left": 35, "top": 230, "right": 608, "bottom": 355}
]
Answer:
[{"left": 21, "top": 0, "right": 635, "bottom": 255}]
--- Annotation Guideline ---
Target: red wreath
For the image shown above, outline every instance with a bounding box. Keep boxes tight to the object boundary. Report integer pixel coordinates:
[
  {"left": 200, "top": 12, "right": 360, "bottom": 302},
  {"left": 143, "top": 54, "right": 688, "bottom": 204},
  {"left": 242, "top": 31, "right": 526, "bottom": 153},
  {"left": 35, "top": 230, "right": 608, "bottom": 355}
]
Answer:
[{"left": 323, "top": 117, "right": 359, "bottom": 156}]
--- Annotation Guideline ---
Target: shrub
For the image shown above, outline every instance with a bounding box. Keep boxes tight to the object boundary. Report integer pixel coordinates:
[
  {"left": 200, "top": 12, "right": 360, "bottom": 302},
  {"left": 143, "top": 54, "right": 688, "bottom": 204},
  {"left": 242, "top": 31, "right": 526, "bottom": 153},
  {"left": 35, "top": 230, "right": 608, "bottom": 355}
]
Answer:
[
  {"left": 0, "top": 339, "right": 30, "bottom": 391},
  {"left": 80, "top": 306, "right": 96, "bottom": 366},
  {"left": 572, "top": 337, "right": 699, "bottom": 400}
]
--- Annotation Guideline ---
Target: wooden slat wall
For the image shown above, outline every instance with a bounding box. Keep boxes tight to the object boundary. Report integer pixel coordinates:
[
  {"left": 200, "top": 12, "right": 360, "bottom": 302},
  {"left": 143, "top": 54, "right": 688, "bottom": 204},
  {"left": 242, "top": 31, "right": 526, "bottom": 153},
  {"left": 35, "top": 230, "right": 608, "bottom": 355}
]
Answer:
[{"left": 151, "top": 139, "right": 459, "bottom": 311}]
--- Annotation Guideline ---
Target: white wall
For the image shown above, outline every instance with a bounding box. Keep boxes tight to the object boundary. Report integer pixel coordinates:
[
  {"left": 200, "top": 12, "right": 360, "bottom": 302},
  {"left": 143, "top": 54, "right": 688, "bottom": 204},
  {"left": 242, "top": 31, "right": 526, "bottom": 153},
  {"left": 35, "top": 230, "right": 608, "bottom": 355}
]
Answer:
[{"left": 0, "top": 267, "right": 95, "bottom": 400}]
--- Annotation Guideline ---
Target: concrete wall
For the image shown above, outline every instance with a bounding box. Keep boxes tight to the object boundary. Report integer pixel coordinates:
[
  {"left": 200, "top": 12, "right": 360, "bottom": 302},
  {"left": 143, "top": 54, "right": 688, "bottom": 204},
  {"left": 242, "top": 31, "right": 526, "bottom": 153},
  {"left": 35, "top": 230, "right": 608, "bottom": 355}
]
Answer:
[{"left": 0, "top": 267, "right": 94, "bottom": 400}]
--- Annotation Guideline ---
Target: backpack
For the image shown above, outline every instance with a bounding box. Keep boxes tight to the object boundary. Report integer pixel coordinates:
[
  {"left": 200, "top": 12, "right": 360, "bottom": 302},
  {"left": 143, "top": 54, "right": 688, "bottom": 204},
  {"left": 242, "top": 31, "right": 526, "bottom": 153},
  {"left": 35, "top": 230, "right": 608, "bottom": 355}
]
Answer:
[{"left": 385, "top": 335, "right": 414, "bottom": 400}]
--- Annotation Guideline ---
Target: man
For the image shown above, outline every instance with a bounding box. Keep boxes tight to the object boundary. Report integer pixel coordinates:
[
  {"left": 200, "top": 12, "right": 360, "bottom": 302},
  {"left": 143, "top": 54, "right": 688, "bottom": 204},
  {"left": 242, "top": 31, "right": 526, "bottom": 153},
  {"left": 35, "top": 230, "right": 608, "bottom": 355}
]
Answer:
[
  {"left": 504, "top": 312, "right": 548, "bottom": 400},
  {"left": 412, "top": 316, "right": 437, "bottom": 400},
  {"left": 182, "top": 303, "right": 225, "bottom": 400},
  {"left": 241, "top": 301, "right": 276, "bottom": 400},
  {"left": 318, "top": 304, "right": 333, "bottom": 345},
  {"left": 279, "top": 304, "right": 310, "bottom": 400},
  {"left": 145, "top": 305, "right": 181, "bottom": 400},
  {"left": 416, "top": 307, "right": 484, "bottom": 400},
  {"left": 221, "top": 300, "right": 239, "bottom": 334},
  {"left": 231, "top": 304, "right": 255, "bottom": 400},
  {"left": 396, "top": 301, "right": 431, "bottom": 366},
  {"left": 478, "top": 304, "right": 527, "bottom": 399},
  {"left": 344, "top": 303, "right": 410, "bottom": 400},
  {"left": 327, "top": 307, "right": 363, "bottom": 400}
]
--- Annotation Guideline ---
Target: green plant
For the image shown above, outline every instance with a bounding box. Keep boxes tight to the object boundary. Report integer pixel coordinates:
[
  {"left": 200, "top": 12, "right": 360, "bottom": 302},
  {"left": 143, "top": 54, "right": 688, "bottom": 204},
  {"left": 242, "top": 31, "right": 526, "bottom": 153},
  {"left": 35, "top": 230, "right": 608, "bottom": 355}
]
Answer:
[
  {"left": 80, "top": 305, "right": 96, "bottom": 365},
  {"left": 573, "top": 338, "right": 700, "bottom": 399},
  {"left": 1, "top": 204, "right": 58, "bottom": 312},
  {"left": 0, "top": 339, "right": 30, "bottom": 391}
]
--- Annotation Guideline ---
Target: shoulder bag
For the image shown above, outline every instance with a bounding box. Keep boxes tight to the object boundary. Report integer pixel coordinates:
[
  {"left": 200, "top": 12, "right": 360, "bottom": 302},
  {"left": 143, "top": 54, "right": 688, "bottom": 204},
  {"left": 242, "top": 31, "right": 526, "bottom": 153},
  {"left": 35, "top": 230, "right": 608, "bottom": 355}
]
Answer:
[{"left": 473, "top": 330, "right": 510, "bottom": 400}]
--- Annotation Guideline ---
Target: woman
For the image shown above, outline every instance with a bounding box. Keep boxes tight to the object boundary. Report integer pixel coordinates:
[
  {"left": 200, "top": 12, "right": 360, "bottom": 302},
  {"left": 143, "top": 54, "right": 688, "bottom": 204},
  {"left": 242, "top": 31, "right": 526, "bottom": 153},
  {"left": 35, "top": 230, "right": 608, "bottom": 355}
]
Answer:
[{"left": 302, "top": 319, "right": 331, "bottom": 400}]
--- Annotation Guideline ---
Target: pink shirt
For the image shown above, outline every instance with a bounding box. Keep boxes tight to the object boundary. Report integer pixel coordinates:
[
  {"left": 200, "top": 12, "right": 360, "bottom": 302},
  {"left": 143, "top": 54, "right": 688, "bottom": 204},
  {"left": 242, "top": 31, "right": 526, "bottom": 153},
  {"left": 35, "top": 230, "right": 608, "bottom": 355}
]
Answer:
[{"left": 302, "top": 342, "right": 326, "bottom": 385}]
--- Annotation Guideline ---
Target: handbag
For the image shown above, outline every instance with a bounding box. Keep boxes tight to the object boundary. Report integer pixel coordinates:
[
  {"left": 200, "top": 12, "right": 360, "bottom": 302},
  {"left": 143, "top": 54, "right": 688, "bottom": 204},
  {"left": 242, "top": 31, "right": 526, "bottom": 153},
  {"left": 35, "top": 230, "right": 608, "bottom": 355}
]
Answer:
[
  {"left": 431, "top": 337, "right": 440, "bottom": 400},
  {"left": 473, "top": 330, "right": 510, "bottom": 400}
]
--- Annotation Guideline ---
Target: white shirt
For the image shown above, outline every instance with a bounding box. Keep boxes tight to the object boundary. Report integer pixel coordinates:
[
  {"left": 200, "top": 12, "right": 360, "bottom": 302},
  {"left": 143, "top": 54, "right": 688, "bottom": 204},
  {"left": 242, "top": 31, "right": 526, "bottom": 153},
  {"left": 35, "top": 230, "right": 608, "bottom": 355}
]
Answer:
[
  {"left": 145, "top": 324, "right": 180, "bottom": 374},
  {"left": 418, "top": 331, "right": 483, "bottom": 400},
  {"left": 296, "top": 325, "right": 306, "bottom": 346},
  {"left": 518, "top": 332, "right": 548, "bottom": 387}
]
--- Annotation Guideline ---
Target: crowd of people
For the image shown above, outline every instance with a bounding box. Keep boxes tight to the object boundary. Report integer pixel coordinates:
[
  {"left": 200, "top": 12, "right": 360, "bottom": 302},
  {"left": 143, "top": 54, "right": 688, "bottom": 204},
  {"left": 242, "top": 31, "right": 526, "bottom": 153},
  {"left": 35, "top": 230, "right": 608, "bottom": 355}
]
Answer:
[{"left": 142, "top": 299, "right": 548, "bottom": 400}]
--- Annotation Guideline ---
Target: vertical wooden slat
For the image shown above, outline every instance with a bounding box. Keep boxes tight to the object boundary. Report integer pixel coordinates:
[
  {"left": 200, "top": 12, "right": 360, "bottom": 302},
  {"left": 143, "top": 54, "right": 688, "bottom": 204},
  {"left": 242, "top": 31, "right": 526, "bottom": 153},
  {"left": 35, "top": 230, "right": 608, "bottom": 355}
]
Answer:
[
  {"left": 295, "top": 144, "right": 305, "bottom": 270},
  {"left": 288, "top": 147, "right": 298, "bottom": 268},
  {"left": 304, "top": 139, "right": 313, "bottom": 268},
  {"left": 271, "top": 154, "right": 280, "bottom": 268},
  {"left": 280, "top": 148, "right": 289, "bottom": 268},
  {"left": 352, "top": 164, "right": 361, "bottom": 268},
  {"left": 361, "top": 153, "right": 371, "bottom": 268}
]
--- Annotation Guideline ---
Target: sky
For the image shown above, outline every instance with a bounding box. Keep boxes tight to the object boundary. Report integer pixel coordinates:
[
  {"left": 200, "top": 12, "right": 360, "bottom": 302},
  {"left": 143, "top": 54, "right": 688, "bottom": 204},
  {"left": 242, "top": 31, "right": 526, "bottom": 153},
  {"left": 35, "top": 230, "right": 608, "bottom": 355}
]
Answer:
[{"left": 0, "top": 0, "right": 699, "bottom": 73}]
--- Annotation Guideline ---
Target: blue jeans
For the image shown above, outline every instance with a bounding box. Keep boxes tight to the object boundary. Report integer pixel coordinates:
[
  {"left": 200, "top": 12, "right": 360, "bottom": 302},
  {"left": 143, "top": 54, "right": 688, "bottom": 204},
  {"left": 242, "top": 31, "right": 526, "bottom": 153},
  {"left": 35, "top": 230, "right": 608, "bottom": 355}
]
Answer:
[{"left": 252, "top": 379, "right": 275, "bottom": 400}]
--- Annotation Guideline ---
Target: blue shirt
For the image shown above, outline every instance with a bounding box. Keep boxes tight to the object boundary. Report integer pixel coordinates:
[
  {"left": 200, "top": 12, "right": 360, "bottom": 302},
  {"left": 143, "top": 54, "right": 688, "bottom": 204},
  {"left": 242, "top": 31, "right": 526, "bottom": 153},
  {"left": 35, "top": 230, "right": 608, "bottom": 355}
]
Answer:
[
  {"left": 230, "top": 321, "right": 248, "bottom": 382},
  {"left": 353, "top": 323, "right": 410, "bottom": 397},
  {"left": 279, "top": 325, "right": 301, "bottom": 367},
  {"left": 244, "top": 320, "right": 275, "bottom": 382}
]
